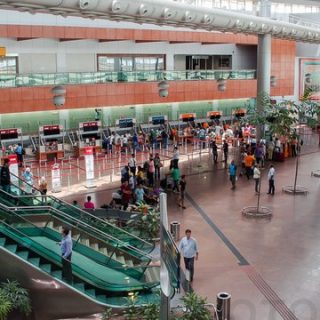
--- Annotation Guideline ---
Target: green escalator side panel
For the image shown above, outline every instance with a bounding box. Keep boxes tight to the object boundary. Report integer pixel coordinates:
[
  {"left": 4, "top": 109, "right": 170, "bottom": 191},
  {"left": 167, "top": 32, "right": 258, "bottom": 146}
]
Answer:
[{"left": 0, "top": 237, "right": 6, "bottom": 246}]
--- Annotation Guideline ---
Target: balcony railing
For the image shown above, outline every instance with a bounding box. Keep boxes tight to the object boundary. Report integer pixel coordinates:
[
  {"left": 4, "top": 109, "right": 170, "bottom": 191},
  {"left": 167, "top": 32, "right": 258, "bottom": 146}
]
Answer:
[{"left": 0, "top": 70, "right": 256, "bottom": 88}]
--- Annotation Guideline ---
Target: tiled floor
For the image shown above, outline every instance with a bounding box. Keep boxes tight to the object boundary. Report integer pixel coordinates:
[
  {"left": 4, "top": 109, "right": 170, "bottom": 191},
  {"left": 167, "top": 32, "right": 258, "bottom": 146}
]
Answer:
[{"left": 60, "top": 139, "right": 320, "bottom": 319}]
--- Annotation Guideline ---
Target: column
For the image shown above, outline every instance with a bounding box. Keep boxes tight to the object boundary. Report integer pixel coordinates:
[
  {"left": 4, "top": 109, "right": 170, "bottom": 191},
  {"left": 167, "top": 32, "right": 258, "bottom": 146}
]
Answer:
[{"left": 256, "top": 0, "right": 272, "bottom": 140}]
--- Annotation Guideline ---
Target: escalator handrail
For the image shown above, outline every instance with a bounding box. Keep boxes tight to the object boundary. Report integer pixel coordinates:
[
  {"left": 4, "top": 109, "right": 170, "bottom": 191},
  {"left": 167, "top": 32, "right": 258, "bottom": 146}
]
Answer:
[
  {"left": 0, "top": 208, "right": 159, "bottom": 291},
  {"left": 9, "top": 171, "right": 154, "bottom": 249},
  {"left": 6, "top": 203, "right": 154, "bottom": 261},
  {"left": 0, "top": 189, "right": 154, "bottom": 261}
]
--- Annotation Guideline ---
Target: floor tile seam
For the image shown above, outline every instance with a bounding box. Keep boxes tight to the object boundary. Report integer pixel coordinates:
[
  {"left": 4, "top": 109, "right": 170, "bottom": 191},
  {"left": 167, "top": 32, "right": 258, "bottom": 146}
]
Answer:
[
  {"left": 186, "top": 192, "right": 299, "bottom": 320},
  {"left": 185, "top": 192, "right": 249, "bottom": 266},
  {"left": 246, "top": 273, "right": 295, "bottom": 320},
  {"left": 244, "top": 268, "right": 298, "bottom": 320}
]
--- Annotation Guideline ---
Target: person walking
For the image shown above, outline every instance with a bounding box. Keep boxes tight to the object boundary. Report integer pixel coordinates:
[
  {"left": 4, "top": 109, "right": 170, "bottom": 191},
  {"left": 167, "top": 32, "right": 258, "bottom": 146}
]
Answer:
[
  {"left": 172, "top": 146, "right": 180, "bottom": 168},
  {"left": 84, "top": 195, "right": 95, "bottom": 209},
  {"left": 178, "top": 229, "right": 199, "bottom": 282},
  {"left": 211, "top": 140, "right": 218, "bottom": 163},
  {"left": 244, "top": 152, "right": 255, "bottom": 180},
  {"left": 128, "top": 153, "right": 136, "bottom": 176},
  {"left": 178, "top": 174, "right": 187, "bottom": 209},
  {"left": 147, "top": 155, "right": 155, "bottom": 186},
  {"left": 39, "top": 176, "right": 48, "bottom": 204},
  {"left": 59, "top": 226, "right": 73, "bottom": 283},
  {"left": 22, "top": 166, "right": 33, "bottom": 194},
  {"left": 0, "top": 158, "right": 11, "bottom": 193},
  {"left": 171, "top": 164, "right": 180, "bottom": 193},
  {"left": 15, "top": 143, "right": 24, "bottom": 167},
  {"left": 267, "top": 165, "right": 275, "bottom": 195},
  {"left": 222, "top": 140, "right": 229, "bottom": 162},
  {"left": 228, "top": 160, "right": 237, "bottom": 190},
  {"left": 154, "top": 153, "right": 162, "bottom": 180},
  {"left": 253, "top": 164, "right": 261, "bottom": 194}
]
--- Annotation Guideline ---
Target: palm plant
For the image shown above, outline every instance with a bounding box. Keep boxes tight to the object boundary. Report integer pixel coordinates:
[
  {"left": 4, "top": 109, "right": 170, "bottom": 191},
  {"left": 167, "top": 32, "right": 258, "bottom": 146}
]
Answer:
[
  {"left": 0, "top": 293, "right": 12, "bottom": 320},
  {"left": 0, "top": 280, "right": 32, "bottom": 317}
]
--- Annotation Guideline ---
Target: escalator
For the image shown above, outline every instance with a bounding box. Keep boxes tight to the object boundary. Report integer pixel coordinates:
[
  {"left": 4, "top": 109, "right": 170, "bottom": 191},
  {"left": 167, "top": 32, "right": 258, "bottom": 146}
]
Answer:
[
  {"left": 5, "top": 176, "right": 155, "bottom": 253},
  {"left": 0, "top": 203, "right": 160, "bottom": 317}
]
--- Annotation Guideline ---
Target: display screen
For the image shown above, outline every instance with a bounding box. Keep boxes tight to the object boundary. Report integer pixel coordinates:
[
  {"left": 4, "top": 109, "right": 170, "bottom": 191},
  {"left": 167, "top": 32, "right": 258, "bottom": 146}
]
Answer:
[
  {"left": 182, "top": 117, "right": 195, "bottom": 122},
  {"left": 119, "top": 119, "right": 133, "bottom": 128},
  {"left": 0, "top": 129, "right": 18, "bottom": 140},
  {"left": 43, "top": 125, "right": 60, "bottom": 136},
  {"left": 210, "top": 114, "right": 221, "bottom": 120},
  {"left": 83, "top": 121, "right": 99, "bottom": 132},
  {"left": 152, "top": 116, "right": 165, "bottom": 125}
]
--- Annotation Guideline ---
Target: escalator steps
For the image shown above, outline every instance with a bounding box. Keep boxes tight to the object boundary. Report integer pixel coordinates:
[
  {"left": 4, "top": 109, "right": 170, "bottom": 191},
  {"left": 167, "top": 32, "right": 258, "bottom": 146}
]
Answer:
[
  {"left": 40, "top": 264, "right": 52, "bottom": 273},
  {"left": 51, "top": 270, "right": 62, "bottom": 279},
  {"left": 85, "top": 289, "right": 96, "bottom": 298},
  {"left": 5, "top": 244, "right": 17, "bottom": 253},
  {"left": 16, "top": 251, "right": 29, "bottom": 260},
  {"left": 0, "top": 237, "right": 6, "bottom": 246},
  {"left": 28, "top": 257, "right": 40, "bottom": 267}
]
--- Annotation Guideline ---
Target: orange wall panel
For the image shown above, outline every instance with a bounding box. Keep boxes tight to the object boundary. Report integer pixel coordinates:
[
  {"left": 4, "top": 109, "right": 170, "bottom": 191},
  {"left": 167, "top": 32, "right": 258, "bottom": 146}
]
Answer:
[{"left": 0, "top": 80, "right": 257, "bottom": 114}]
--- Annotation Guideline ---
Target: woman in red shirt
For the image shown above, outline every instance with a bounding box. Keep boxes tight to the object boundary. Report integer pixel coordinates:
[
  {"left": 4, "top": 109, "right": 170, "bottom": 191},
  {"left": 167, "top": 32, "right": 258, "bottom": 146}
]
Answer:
[{"left": 84, "top": 196, "right": 95, "bottom": 209}]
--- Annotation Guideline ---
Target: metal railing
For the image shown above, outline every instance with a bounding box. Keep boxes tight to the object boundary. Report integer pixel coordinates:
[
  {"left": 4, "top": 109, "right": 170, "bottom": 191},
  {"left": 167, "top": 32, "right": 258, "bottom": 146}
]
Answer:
[{"left": 0, "top": 70, "right": 256, "bottom": 88}]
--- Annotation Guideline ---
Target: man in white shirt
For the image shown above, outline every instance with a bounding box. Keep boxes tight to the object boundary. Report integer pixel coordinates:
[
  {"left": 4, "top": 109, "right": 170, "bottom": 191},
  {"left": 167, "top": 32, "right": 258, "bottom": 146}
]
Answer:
[
  {"left": 267, "top": 165, "right": 275, "bottom": 195},
  {"left": 178, "top": 229, "right": 199, "bottom": 282},
  {"left": 128, "top": 153, "right": 136, "bottom": 176}
]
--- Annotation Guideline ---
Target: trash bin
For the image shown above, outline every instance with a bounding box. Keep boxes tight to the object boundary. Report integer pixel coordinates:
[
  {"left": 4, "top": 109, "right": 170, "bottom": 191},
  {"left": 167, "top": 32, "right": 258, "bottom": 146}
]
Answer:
[
  {"left": 216, "top": 292, "right": 231, "bottom": 320},
  {"left": 170, "top": 221, "right": 180, "bottom": 241}
]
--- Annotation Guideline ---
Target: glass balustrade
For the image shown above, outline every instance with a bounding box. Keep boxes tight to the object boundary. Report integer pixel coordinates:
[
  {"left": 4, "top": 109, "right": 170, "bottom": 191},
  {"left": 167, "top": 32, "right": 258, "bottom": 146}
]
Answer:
[{"left": 0, "top": 70, "right": 256, "bottom": 88}]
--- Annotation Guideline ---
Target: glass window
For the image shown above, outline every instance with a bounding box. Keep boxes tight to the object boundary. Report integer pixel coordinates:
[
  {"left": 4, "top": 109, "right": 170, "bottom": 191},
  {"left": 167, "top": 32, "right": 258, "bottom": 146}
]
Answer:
[
  {"left": 0, "top": 57, "right": 18, "bottom": 74},
  {"left": 119, "top": 57, "right": 133, "bottom": 71},
  {"left": 98, "top": 56, "right": 115, "bottom": 71}
]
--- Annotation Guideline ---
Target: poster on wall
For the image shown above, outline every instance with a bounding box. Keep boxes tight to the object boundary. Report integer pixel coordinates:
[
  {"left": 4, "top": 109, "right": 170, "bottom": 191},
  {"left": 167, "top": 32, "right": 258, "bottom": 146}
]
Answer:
[{"left": 300, "top": 58, "right": 320, "bottom": 100}]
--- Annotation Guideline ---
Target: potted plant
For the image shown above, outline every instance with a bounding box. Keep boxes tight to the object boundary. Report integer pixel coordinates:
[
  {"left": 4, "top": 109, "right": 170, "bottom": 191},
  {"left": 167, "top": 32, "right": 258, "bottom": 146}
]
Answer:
[
  {"left": 0, "top": 293, "right": 12, "bottom": 320},
  {"left": 0, "top": 280, "right": 32, "bottom": 320}
]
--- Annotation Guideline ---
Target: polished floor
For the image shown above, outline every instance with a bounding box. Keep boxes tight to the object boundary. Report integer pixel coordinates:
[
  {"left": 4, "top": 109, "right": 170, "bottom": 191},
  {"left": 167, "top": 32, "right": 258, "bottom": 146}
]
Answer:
[{"left": 61, "top": 142, "right": 320, "bottom": 320}]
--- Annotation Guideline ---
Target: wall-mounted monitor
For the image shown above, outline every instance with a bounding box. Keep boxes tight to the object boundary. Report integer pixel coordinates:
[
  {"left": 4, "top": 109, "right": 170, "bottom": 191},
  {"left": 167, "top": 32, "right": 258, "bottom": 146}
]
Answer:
[
  {"left": 151, "top": 115, "right": 167, "bottom": 125},
  {"left": 83, "top": 121, "right": 99, "bottom": 132},
  {"left": 0, "top": 128, "right": 18, "bottom": 140},
  {"left": 43, "top": 125, "right": 60, "bottom": 136},
  {"left": 118, "top": 118, "right": 134, "bottom": 128},
  {"left": 180, "top": 113, "right": 196, "bottom": 122},
  {"left": 207, "top": 111, "right": 222, "bottom": 120}
]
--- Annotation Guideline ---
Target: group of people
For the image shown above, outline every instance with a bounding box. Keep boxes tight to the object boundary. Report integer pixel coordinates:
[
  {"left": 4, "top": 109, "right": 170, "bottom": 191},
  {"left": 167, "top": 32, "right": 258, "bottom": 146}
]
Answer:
[{"left": 103, "top": 128, "right": 169, "bottom": 154}]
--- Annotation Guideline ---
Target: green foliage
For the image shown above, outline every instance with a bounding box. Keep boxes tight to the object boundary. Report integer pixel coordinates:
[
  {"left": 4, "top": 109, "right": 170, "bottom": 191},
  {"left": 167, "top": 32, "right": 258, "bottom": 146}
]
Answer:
[
  {"left": 0, "top": 280, "right": 32, "bottom": 316},
  {"left": 123, "top": 292, "right": 140, "bottom": 320},
  {"left": 127, "top": 210, "right": 160, "bottom": 239},
  {"left": 179, "top": 292, "right": 211, "bottom": 320},
  {"left": 141, "top": 302, "right": 160, "bottom": 320},
  {"left": 101, "top": 307, "right": 114, "bottom": 320},
  {"left": 0, "top": 293, "right": 12, "bottom": 320}
]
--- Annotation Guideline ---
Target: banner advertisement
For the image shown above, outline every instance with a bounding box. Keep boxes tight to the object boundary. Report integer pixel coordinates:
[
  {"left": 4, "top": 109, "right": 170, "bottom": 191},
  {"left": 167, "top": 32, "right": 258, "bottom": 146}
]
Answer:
[
  {"left": 51, "top": 163, "right": 62, "bottom": 193},
  {"left": 84, "top": 147, "right": 96, "bottom": 188},
  {"left": 8, "top": 154, "right": 19, "bottom": 185}
]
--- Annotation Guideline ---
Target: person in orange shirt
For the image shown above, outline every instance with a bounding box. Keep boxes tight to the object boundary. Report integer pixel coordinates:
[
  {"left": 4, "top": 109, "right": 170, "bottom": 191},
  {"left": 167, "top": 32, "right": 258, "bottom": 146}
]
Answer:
[
  {"left": 202, "top": 122, "right": 209, "bottom": 130},
  {"left": 244, "top": 152, "right": 255, "bottom": 180}
]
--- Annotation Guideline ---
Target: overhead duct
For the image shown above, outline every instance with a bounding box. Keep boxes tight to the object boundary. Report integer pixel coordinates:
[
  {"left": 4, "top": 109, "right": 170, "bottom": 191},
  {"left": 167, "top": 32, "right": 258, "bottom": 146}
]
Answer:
[{"left": 1, "top": 0, "right": 320, "bottom": 43}]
